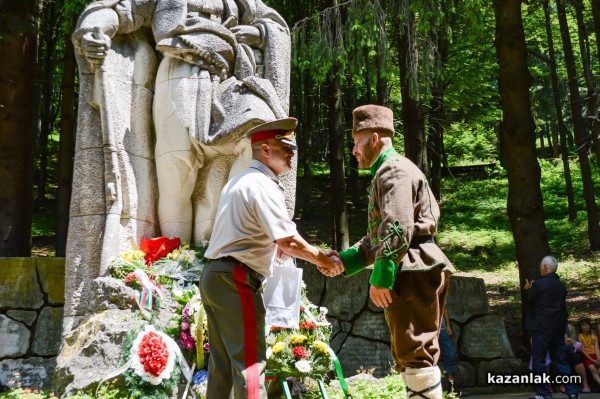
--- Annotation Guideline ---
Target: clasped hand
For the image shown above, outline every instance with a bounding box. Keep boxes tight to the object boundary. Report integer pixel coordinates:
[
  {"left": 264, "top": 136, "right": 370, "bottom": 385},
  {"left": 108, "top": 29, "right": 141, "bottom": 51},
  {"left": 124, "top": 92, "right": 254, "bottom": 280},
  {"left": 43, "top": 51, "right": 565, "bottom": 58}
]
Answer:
[{"left": 316, "top": 249, "right": 345, "bottom": 277}]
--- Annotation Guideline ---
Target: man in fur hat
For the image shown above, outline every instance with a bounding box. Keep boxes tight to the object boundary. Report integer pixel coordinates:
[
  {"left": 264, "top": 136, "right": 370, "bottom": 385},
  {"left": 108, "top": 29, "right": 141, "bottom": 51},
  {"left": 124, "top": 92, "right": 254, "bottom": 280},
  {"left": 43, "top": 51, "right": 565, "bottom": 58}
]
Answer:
[{"left": 327, "top": 105, "right": 455, "bottom": 399}]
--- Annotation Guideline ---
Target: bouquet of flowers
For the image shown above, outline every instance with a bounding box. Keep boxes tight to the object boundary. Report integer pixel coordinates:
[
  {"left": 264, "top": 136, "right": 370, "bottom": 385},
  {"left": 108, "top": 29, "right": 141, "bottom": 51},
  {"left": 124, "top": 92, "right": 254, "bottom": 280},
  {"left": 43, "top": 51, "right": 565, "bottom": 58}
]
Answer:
[
  {"left": 165, "top": 285, "right": 209, "bottom": 371},
  {"left": 97, "top": 325, "right": 191, "bottom": 399},
  {"left": 109, "top": 237, "right": 207, "bottom": 316},
  {"left": 266, "top": 285, "right": 334, "bottom": 381}
]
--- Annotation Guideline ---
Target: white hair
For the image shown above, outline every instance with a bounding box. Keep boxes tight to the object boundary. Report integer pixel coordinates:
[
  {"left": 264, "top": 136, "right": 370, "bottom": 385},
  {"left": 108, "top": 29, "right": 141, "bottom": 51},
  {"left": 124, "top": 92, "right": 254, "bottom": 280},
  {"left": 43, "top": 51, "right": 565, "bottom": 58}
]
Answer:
[{"left": 540, "top": 255, "right": 558, "bottom": 272}]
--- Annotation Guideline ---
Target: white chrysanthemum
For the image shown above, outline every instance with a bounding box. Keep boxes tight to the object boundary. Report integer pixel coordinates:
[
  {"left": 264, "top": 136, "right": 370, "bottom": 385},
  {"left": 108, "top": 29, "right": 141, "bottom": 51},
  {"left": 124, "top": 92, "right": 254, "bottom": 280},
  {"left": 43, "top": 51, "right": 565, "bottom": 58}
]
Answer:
[
  {"left": 190, "top": 322, "right": 197, "bottom": 338},
  {"left": 294, "top": 360, "right": 312, "bottom": 373},
  {"left": 130, "top": 325, "right": 178, "bottom": 385},
  {"left": 266, "top": 347, "right": 273, "bottom": 359},
  {"left": 266, "top": 334, "right": 277, "bottom": 345}
]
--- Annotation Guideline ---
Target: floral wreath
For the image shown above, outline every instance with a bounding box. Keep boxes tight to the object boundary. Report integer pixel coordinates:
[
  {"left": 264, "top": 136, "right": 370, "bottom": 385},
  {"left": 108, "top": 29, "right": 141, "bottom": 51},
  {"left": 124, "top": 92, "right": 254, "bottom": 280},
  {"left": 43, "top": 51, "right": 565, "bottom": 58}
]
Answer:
[{"left": 97, "top": 325, "right": 192, "bottom": 398}]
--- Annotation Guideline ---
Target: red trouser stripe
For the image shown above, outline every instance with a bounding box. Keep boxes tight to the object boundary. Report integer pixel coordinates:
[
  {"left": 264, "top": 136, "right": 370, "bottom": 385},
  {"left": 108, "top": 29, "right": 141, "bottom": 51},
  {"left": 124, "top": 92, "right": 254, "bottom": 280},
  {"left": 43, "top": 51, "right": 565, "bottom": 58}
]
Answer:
[{"left": 233, "top": 265, "right": 259, "bottom": 399}]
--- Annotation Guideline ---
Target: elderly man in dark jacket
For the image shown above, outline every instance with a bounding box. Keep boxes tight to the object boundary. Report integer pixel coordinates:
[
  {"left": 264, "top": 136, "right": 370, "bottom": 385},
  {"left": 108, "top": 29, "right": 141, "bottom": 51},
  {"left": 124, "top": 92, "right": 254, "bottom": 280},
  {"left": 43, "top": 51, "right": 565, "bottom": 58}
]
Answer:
[{"left": 524, "top": 255, "right": 578, "bottom": 399}]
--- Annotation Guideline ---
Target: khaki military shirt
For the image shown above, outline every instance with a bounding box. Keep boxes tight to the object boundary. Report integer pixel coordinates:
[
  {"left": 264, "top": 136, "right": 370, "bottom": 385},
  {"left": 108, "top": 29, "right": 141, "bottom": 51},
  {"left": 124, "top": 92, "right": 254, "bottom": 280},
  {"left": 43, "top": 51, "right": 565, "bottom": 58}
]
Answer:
[{"left": 339, "top": 148, "right": 455, "bottom": 289}]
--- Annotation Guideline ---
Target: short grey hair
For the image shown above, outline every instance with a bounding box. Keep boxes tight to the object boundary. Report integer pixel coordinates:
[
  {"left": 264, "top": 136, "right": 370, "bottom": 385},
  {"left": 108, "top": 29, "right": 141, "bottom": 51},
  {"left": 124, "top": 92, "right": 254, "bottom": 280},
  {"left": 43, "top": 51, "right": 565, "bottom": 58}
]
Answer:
[{"left": 540, "top": 256, "right": 558, "bottom": 272}]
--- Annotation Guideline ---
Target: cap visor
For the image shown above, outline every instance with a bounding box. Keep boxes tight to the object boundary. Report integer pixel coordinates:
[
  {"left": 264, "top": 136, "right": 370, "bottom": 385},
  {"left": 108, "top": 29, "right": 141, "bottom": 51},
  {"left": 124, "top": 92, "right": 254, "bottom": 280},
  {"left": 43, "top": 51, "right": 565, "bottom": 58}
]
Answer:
[{"left": 279, "top": 138, "right": 297, "bottom": 151}]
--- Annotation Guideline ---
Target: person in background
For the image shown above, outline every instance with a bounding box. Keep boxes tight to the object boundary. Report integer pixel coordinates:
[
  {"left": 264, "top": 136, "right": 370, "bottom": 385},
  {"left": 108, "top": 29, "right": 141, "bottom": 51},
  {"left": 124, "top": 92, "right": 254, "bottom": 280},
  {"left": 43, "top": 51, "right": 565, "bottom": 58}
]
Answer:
[
  {"left": 200, "top": 117, "right": 344, "bottom": 399},
  {"left": 524, "top": 255, "right": 578, "bottom": 399},
  {"left": 578, "top": 318, "right": 600, "bottom": 389},
  {"left": 439, "top": 307, "right": 469, "bottom": 397}
]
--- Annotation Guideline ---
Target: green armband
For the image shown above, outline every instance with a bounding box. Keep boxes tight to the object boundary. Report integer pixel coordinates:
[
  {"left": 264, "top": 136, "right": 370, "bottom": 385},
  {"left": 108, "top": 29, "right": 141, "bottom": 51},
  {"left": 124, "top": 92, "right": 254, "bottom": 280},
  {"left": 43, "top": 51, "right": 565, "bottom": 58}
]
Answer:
[
  {"left": 369, "top": 257, "right": 398, "bottom": 289},
  {"left": 339, "top": 246, "right": 365, "bottom": 277}
]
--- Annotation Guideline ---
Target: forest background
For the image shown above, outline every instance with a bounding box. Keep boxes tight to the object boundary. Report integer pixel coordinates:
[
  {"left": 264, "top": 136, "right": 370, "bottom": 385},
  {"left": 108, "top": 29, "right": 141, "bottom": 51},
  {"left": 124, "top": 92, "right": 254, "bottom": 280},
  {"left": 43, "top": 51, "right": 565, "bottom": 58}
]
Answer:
[{"left": 1, "top": 0, "right": 599, "bottom": 347}]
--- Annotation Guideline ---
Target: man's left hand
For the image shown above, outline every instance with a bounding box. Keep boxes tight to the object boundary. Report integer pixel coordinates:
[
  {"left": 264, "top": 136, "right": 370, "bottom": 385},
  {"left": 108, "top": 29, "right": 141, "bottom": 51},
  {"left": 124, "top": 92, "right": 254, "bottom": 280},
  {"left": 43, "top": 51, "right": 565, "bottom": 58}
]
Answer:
[{"left": 370, "top": 285, "right": 392, "bottom": 308}]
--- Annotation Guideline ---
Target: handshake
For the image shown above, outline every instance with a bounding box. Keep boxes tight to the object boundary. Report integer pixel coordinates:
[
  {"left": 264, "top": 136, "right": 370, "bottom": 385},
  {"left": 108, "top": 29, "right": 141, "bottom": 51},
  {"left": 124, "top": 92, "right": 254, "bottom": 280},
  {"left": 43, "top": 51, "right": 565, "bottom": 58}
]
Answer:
[{"left": 316, "top": 249, "right": 345, "bottom": 277}]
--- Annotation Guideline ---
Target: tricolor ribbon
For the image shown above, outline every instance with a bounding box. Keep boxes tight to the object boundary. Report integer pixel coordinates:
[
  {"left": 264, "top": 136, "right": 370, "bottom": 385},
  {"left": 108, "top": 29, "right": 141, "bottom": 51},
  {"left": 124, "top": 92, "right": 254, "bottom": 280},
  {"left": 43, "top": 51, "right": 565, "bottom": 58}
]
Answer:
[{"left": 132, "top": 268, "right": 165, "bottom": 318}]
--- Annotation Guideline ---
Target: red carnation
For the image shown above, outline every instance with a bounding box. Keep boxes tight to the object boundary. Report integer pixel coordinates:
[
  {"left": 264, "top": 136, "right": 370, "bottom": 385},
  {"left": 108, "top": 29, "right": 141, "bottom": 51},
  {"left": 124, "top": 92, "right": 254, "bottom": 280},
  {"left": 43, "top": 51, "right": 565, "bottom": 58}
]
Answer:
[
  {"left": 140, "top": 237, "right": 181, "bottom": 265},
  {"left": 300, "top": 321, "right": 318, "bottom": 329},
  {"left": 137, "top": 331, "right": 169, "bottom": 376},
  {"left": 292, "top": 346, "right": 308, "bottom": 359}
]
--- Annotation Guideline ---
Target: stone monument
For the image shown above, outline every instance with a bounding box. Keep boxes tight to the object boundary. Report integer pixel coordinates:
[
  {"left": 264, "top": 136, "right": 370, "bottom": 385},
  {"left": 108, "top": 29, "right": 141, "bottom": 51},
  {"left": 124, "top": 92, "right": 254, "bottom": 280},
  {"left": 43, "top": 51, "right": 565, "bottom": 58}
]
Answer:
[{"left": 56, "top": 0, "right": 293, "bottom": 395}]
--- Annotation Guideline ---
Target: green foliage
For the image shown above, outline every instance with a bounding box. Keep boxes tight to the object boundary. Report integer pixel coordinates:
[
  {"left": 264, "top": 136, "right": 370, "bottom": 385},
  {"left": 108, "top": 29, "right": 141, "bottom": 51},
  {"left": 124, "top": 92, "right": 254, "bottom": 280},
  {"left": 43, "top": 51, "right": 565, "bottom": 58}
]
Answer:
[
  {"left": 437, "top": 158, "right": 600, "bottom": 274},
  {"left": 444, "top": 120, "right": 499, "bottom": 165}
]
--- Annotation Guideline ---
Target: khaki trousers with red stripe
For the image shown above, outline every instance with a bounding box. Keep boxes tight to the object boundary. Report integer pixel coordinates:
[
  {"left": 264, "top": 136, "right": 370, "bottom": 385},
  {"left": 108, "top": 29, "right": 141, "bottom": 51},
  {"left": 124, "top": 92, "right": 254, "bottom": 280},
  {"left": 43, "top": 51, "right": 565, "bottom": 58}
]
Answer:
[
  {"left": 200, "top": 259, "right": 267, "bottom": 399},
  {"left": 385, "top": 265, "right": 451, "bottom": 372}
]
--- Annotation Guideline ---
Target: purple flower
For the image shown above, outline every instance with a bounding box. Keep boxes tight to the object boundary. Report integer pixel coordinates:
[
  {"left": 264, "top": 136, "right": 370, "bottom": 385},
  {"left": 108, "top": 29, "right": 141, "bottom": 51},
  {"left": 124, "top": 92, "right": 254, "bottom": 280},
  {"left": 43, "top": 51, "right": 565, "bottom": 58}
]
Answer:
[
  {"left": 181, "top": 320, "right": 190, "bottom": 330},
  {"left": 203, "top": 343, "right": 210, "bottom": 353},
  {"left": 183, "top": 303, "right": 190, "bottom": 317},
  {"left": 179, "top": 330, "right": 196, "bottom": 351}
]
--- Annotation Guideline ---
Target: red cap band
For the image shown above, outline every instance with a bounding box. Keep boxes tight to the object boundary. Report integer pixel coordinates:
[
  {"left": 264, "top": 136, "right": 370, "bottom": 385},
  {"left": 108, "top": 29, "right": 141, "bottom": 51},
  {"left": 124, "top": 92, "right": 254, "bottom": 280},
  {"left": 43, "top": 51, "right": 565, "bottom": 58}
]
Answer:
[{"left": 250, "top": 129, "right": 289, "bottom": 144}]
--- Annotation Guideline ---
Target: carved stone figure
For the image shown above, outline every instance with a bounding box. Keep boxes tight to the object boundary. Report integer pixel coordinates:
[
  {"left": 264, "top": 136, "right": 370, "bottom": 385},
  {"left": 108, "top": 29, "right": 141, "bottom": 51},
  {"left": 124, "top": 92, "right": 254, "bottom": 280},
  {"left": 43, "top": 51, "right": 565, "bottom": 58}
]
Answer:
[{"left": 65, "top": 0, "right": 292, "bottom": 332}]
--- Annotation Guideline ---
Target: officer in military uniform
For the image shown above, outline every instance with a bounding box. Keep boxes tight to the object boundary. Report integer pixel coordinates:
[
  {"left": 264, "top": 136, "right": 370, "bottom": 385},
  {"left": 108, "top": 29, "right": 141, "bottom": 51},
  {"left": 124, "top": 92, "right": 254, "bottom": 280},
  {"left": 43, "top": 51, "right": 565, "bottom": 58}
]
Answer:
[{"left": 201, "top": 117, "right": 343, "bottom": 398}]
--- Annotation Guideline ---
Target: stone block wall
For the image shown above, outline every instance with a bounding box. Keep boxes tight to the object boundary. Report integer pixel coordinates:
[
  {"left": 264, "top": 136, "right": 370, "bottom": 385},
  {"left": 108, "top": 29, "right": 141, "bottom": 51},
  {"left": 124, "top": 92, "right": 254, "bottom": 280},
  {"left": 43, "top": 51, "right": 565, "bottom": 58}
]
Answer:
[
  {"left": 300, "top": 265, "right": 526, "bottom": 389},
  {"left": 0, "top": 258, "right": 65, "bottom": 390},
  {"left": 0, "top": 257, "right": 524, "bottom": 391}
]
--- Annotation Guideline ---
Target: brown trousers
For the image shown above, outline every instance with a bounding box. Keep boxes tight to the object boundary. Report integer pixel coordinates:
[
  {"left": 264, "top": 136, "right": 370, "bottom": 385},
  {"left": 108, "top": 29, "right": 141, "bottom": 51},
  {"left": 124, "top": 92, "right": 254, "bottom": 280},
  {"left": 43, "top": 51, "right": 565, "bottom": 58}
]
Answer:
[{"left": 385, "top": 265, "right": 451, "bottom": 372}]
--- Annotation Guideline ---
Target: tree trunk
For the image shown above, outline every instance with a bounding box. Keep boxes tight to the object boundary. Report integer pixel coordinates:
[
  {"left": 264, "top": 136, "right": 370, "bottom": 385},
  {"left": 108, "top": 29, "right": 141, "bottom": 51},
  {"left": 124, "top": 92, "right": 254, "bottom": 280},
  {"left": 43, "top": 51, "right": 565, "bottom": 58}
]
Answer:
[
  {"left": 397, "top": 14, "right": 428, "bottom": 174},
  {"left": 376, "top": 0, "right": 389, "bottom": 106},
  {"left": 0, "top": 1, "right": 40, "bottom": 256},
  {"left": 325, "top": 0, "right": 349, "bottom": 251},
  {"left": 572, "top": 0, "right": 600, "bottom": 172},
  {"left": 493, "top": 0, "right": 551, "bottom": 332},
  {"left": 56, "top": 31, "right": 77, "bottom": 257},
  {"left": 327, "top": 63, "right": 349, "bottom": 251},
  {"left": 591, "top": 0, "right": 600, "bottom": 168},
  {"left": 300, "top": 71, "right": 315, "bottom": 221},
  {"left": 556, "top": 0, "right": 600, "bottom": 249},
  {"left": 543, "top": 0, "right": 576, "bottom": 221},
  {"left": 428, "top": 0, "right": 450, "bottom": 200}
]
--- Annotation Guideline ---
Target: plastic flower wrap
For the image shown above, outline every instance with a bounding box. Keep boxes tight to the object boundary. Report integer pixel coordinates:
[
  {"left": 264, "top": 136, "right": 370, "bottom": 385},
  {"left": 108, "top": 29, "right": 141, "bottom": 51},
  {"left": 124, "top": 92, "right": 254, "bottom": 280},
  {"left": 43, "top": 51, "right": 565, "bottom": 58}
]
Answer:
[
  {"left": 266, "top": 289, "right": 334, "bottom": 380},
  {"left": 140, "top": 237, "right": 181, "bottom": 265}
]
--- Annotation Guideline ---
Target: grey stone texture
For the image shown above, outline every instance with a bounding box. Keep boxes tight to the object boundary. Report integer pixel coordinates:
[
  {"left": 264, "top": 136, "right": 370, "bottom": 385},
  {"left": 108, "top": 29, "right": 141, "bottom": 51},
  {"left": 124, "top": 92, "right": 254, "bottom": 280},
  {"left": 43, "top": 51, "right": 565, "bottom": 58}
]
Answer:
[
  {"left": 0, "top": 315, "right": 30, "bottom": 357},
  {"left": 54, "top": 286, "right": 180, "bottom": 397},
  {"left": 0, "top": 258, "right": 65, "bottom": 391},
  {"left": 6, "top": 310, "right": 37, "bottom": 327},
  {"left": 32, "top": 307, "right": 64, "bottom": 356},
  {"left": 445, "top": 276, "right": 490, "bottom": 323},
  {"left": 0, "top": 357, "right": 56, "bottom": 390},
  {"left": 0, "top": 258, "right": 44, "bottom": 309},
  {"left": 460, "top": 314, "right": 514, "bottom": 359}
]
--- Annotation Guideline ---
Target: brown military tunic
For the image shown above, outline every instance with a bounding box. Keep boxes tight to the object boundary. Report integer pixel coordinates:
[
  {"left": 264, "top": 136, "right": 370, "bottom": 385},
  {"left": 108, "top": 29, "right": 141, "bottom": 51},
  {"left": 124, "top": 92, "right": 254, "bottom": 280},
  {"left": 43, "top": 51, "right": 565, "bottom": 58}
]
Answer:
[{"left": 339, "top": 147, "right": 455, "bottom": 371}]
